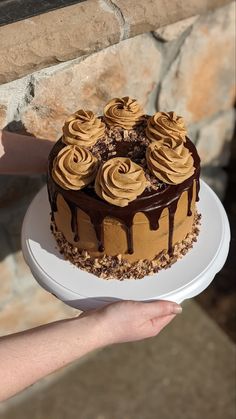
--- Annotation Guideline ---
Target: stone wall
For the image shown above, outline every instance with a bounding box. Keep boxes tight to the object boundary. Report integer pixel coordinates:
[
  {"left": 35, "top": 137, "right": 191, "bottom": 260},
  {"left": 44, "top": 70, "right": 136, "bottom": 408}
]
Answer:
[
  {"left": 0, "top": 0, "right": 231, "bottom": 84},
  {"left": 0, "top": 2, "right": 235, "bottom": 335},
  {"left": 0, "top": 3, "right": 235, "bottom": 172}
]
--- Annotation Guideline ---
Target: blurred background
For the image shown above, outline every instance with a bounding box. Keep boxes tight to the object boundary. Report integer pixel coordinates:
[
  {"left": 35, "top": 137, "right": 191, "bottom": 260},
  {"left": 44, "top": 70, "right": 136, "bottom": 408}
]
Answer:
[{"left": 0, "top": 0, "right": 235, "bottom": 418}]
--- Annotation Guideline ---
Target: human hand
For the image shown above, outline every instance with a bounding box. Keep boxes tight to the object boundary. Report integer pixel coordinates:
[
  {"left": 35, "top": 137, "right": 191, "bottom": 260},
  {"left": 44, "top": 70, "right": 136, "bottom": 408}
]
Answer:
[{"left": 79, "top": 300, "right": 182, "bottom": 346}]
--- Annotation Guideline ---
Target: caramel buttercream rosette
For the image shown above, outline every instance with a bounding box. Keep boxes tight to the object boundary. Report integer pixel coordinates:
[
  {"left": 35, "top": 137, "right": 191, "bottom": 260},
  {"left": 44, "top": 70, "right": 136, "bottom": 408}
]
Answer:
[
  {"left": 52, "top": 145, "right": 98, "bottom": 190},
  {"left": 146, "top": 111, "right": 187, "bottom": 143},
  {"left": 63, "top": 110, "right": 105, "bottom": 147},
  {"left": 95, "top": 157, "right": 147, "bottom": 207},
  {"left": 146, "top": 137, "right": 194, "bottom": 185},
  {"left": 103, "top": 97, "right": 144, "bottom": 130}
]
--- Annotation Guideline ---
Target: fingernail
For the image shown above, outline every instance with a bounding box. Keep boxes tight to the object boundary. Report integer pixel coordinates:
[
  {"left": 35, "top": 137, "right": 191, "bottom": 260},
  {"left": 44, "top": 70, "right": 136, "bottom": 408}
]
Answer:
[{"left": 172, "top": 304, "right": 182, "bottom": 314}]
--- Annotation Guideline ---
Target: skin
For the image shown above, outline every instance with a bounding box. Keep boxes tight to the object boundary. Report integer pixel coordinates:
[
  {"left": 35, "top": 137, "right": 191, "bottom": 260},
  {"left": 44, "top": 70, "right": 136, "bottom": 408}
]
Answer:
[
  {"left": 0, "top": 130, "right": 182, "bottom": 401},
  {"left": 0, "top": 301, "right": 181, "bottom": 401}
]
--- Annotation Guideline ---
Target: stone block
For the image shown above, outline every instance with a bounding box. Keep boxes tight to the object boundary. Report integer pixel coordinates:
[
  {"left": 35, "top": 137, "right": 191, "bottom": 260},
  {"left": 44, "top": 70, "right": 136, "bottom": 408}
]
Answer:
[
  {"left": 0, "top": 285, "right": 77, "bottom": 336},
  {"left": 0, "top": 76, "right": 31, "bottom": 129},
  {"left": 153, "top": 16, "right": 198, "bottom": 42},
  {"left": 0, "top": 104, "right": 7, "bottom": 128},
  {"left": 0, "top": 248, "right": 77, "bottom": 336},
  {"left": 0, "top": 0, "right": 231, "bottom": 84},
  {"left": 0, "top": 1, "right": 121, "bottom": 84},
  {"left": 158, "top": 2, "right": 235, "bottom": 124},
  {"left": 196, "top": 110, "right": 235, "bottom": 167},
  {"left": 22, "top": 34, "right": 162, "bottom": 140},
  {"left": 0, "top": 173, "right": 78, "bottom": 336},
  {"left": 112, "top": 0, "right": 232, "bottom": 37},
  {"left": 0, "top": 220, "right": 77, "bottom": 336}
]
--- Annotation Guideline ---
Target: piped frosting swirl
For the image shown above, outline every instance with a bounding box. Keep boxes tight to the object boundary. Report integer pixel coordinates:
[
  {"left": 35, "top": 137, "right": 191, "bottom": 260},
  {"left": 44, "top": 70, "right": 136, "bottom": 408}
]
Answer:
[
  {"left": 103, "top": 97, "right": 144, "bottom": 130},
  {"left": 95, "top": 157, "right": 147, "bottom": 207},
  {"left": 146, "top": 111, "right": 187, "bottom": 142},
  {"left": 52, "top": 145, "right": 98, "bottom": 190},
  {"left": 63, "top": 110, "right": 105, "bottom": 147},
  {"left": 146, "top": 137, "right": 194, "bottom": 185}
]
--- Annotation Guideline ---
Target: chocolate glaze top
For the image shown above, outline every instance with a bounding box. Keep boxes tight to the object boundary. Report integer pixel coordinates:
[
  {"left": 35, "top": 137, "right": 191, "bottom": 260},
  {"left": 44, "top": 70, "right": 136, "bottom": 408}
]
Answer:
[{"left": 47, "top": 131, "right": 200, "bottom": 255}]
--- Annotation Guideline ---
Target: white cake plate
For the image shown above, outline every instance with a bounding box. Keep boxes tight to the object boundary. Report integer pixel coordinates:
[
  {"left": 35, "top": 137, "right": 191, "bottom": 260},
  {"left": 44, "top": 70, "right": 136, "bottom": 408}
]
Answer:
[{"left": 21, "top": 180, "right": 230, "bottom": 311}]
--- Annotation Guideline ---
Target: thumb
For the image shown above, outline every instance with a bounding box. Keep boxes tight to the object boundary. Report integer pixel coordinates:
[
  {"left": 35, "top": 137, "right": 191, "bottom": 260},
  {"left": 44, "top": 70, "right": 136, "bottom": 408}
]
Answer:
[{"left": 144, "top": 300, "right": 182, "bottom": 318}]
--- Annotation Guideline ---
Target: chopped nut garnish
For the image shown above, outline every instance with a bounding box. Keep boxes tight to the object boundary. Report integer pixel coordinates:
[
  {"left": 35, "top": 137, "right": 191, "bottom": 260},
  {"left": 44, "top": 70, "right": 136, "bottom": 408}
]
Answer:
[{"left": 50, "top": 213, "right": 201, "bottom": 280}]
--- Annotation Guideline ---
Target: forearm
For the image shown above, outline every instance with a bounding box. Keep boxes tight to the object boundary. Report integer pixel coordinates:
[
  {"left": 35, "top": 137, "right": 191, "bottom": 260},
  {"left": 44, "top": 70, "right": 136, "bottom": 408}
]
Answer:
[
  {"left": 0, "top": 300, "right": 181, "bottom": 401},
  {"left": 0, "top": 316, "right": 103, "bottom": 401},
  {"left": 0, "top": 130, "right": 54, "bottom": 175}
]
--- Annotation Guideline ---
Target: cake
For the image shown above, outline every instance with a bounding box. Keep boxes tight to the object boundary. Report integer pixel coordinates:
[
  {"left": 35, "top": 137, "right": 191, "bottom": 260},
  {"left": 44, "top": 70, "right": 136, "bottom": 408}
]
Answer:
[{"left": 47, "top": 97, "right": 201, "bottom": 279}]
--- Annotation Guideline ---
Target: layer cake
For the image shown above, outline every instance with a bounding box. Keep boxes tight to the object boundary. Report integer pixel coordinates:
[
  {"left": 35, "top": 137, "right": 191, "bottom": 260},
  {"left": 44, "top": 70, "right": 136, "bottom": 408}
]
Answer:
[{"left": 47, "top": 97, "right": 201, "bottom": 279}]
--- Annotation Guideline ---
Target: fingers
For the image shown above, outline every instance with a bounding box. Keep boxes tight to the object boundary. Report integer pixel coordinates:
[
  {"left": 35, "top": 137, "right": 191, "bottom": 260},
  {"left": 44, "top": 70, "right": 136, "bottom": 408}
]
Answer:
[
  {"left": 144, "top": 300, "right": 182, "bottom": 318},
  {"left": 151, "top": 313, "right": 177, "bottom": 335}
]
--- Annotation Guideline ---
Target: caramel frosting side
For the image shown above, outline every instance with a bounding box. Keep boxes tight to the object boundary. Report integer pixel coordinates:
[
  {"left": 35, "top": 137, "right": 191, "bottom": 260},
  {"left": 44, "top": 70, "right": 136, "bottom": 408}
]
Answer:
[
  {"left": 146, "top": 111, "right": 187, "bottom": 142},
  {"left": 95, "top": 157, "right": 147, "bottom": 207},
  {"left": 52, "top": 145, "right": 98, "bottom": 190},
  {"left": 103, "top": 97, "right": 144, "bottom": 130},
  {"left": 146, "top": 137, "right": 194, "bottom": 185},
  {"left": 63, "top": 110, "right": 105, "bottom": 147}
]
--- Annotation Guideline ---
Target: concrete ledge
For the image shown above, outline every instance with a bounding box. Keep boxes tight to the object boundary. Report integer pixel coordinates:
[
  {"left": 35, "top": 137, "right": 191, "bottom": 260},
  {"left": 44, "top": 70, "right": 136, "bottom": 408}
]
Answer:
[{"left": 0, "top": 0, "right": 232, "bottom": 84}]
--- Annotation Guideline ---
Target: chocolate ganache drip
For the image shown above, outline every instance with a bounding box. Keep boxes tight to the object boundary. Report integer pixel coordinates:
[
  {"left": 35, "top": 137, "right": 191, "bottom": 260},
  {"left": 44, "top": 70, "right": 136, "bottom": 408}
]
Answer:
[
  {"left": 195, "top": 177, "right": 200, "bottom": 202},
  {"left": 66, "top": 201, "right": 79, "bottom": 242},
  {"left": 48, "top": 137, "right": 200, "bottom": 256}
]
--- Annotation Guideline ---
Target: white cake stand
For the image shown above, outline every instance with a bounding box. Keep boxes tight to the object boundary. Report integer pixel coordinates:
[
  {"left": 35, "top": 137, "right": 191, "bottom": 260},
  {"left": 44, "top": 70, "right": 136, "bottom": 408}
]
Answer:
[{"left": 21, "top": 180, "right": 230, "bottom": 311}]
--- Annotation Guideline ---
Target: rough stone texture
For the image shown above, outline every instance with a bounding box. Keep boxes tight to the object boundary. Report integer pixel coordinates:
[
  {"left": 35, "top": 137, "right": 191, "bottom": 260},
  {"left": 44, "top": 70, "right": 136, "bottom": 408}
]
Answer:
[
  {"left": 0, "top": 175, "right": 77, "bottom": 336},
  {"left": 0, "top": 1, "right": 121, "bottom": 85},
  {"left": 196, "top": 110, "right": 235, "bottom": 167},
  {"left": 21, "top": 34, "right": 162, "bottom": 140},
  {"left": 158, "top": 2, "right": 235, "bottom": 125},
  {"left": 0, "top": 242, "right": 77, "bottom": 336},
  {"left": 0, "top": 77, "right": 31, "bottom": 130},
  {"left": 153, "top": 15, "right": 198, "bottom": 42},
  {"left": 0, "top": 3, "right": 234, "bottom": 147},
  {"left": 0, "top": 0, "right": 231, "bottom": 84},
  {"left": 0, "top": 274, "right": 77, "bottom": 336},
  {"left": 0, "top": 243, "right": 77, "bottom": 334},
  {"left": 0, "top": 104, "right": 7, "bottom": 127},
  {"left": 0, "top": 301, "right": 235, "bottom": 419},
  {"left": 112, "top": 0, "right": 232, "bottom": 37}
]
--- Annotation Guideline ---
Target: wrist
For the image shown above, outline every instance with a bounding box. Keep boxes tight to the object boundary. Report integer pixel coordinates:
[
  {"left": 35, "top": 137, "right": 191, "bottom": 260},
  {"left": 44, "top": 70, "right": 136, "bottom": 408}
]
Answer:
[{"left": 66, "top": 315, "right": 108, "bottom": 355}]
